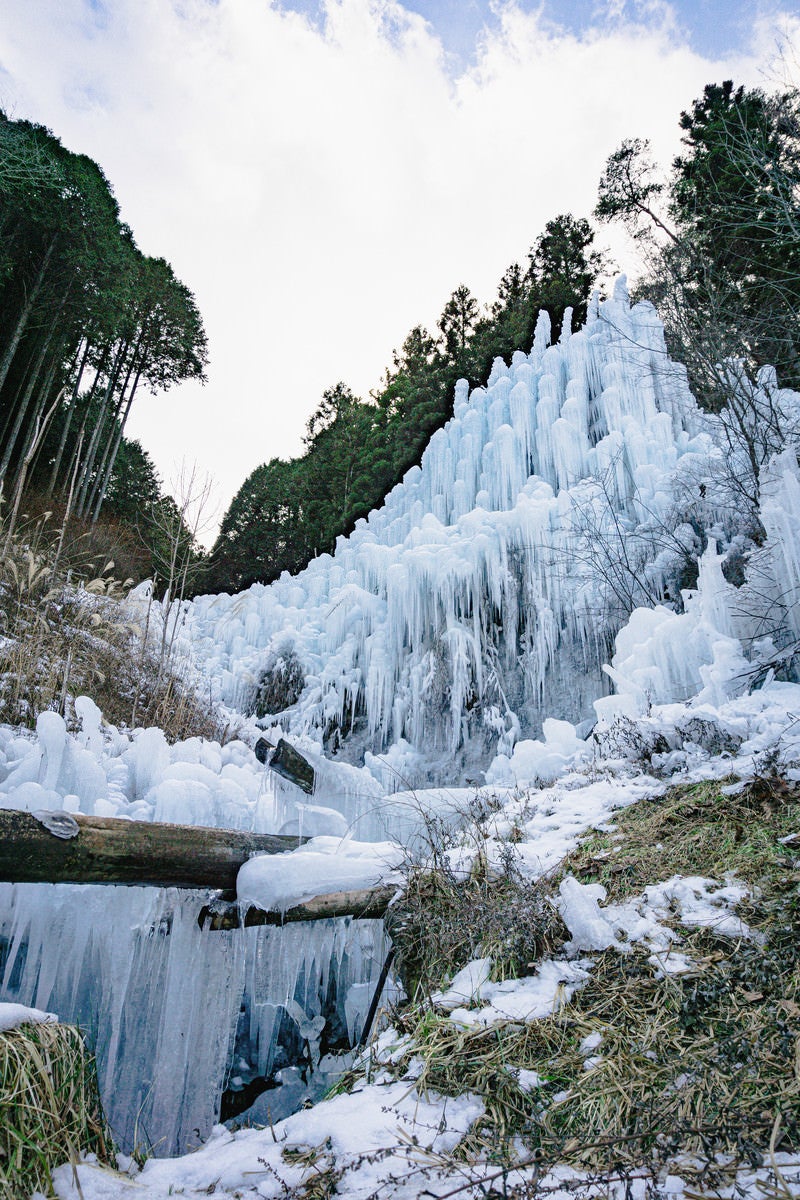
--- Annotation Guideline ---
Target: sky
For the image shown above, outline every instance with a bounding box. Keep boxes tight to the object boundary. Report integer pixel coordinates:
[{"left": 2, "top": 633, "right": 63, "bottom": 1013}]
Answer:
[{"left": 0, "top": 0, "right": 798, "bottom": 538}]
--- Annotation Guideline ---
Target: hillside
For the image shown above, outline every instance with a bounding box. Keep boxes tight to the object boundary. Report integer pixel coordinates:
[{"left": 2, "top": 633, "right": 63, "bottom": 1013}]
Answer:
[{"left": 0, "top": 273, "right": 799, "bottom": 1197}]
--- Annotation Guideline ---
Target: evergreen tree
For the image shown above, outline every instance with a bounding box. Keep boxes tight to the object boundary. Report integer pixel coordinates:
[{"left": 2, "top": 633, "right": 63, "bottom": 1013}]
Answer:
[
  {"left": 0, "top": 111, "right": 208, "bottom": 525},
  {"left": 597, "top": 81, "right": 800, "bottom": 400}
]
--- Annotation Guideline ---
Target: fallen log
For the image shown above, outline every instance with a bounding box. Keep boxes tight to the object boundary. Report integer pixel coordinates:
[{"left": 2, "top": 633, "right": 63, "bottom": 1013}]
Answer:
[
  {"left": 198, "top": 884, "right": 397, "bottom": 930},
  {"left": 0, "top": 809, "right": 306, "bottom": 894}
]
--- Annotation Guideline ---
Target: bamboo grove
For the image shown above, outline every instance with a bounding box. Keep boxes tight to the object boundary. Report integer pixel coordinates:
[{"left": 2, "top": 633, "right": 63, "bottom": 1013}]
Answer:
[{"left": 0, "top": 112, "right": 207, "bottom": 540}]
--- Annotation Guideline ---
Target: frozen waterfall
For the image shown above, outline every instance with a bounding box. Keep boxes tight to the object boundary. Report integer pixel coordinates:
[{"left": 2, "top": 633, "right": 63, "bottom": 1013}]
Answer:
[
  {"left": 186, "top": 281, "right": 718, "bottom": 781},
  {"left": 2, "top": 279, "right": 798, "bottom": 1159}
]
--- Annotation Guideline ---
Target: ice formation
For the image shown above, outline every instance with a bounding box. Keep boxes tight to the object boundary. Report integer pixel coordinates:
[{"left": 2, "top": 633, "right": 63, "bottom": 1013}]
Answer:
[
  {"left": 236, "top": 836, "right": 404, "bottom": 912},
  {"left": 2, "top": 282, "right": 799, "bottom": 1162},
  {"left": 0, "top": 878, "right": 391, "bottom": 1153},
  {"left": 183, "top": 281, "right": 750, "bottom": 781}
]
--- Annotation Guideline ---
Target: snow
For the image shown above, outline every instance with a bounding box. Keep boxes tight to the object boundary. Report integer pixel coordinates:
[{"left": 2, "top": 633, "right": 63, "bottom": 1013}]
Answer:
[
  {"left": 236, "top": 836, "right": 404, "bottom": 912},
  {"left": 556, "top": 873, "right": 752, "bottom": 958},
  {"left": 444, "top": 958, "right": 594, "bottom": 1027},
  {"left": 52, "top": 1082, "right": 485, "bottom": 1200},
  {"left": 431, "top": 956, "right": 492, "bottom": 1010},
  {"left": 0, "top": 1000, "right": 57, "bottom": 1032}
]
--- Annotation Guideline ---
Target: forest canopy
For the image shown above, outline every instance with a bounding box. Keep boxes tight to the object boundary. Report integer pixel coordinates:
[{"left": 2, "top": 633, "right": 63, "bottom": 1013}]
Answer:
[{"left": 0, "top": 111, "right": 208, "bottom": 576}]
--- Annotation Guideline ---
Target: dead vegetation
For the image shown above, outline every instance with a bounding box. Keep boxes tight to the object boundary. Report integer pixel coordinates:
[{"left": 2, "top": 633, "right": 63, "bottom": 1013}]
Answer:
[
  {"left": 0, "top": 1020, "right": 113, "bottom": 1198},
  {"left": 0, "top": 509, "right": 223, "bottom": 741},
  {"left": 368, "top": 774, "right": 800, "bottom": 1189}
]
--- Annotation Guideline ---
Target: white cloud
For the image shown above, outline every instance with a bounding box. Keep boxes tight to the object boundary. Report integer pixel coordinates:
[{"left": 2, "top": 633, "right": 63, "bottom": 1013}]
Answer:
[{"left": 0, "top": 0, "right": 793, "bottom": 537}]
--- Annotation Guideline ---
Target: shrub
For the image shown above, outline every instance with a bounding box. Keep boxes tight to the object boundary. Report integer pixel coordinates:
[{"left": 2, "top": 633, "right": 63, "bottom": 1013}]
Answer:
[{"left": 251, "top": 643, "right": 305, "bottom": 718}]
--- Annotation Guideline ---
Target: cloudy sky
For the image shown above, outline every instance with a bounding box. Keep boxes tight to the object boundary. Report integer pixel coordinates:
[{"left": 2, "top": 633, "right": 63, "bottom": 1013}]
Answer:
[{"left": 0, "top": 0, "right": 797, "bottom": 534}]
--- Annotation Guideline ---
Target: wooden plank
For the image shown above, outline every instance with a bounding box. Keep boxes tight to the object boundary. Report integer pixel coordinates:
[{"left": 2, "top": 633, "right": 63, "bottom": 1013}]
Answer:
[
  {"left": 198, "top": 884, "right": 397, "bottom": 930},
  {"left": 0, "top": 809, "right": 306, "bottom": 894}
]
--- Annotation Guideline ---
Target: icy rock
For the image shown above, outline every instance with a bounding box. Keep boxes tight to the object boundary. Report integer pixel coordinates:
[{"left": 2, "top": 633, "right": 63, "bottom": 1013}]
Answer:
[{"left": 32, "top": 811, "right": 79, "bottom": 839}]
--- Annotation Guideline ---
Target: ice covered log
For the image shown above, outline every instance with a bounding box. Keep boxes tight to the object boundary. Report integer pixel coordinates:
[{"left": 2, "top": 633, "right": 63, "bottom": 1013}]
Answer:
[{"left": 199, "top": 884, "right": 397, "bottom": 930}]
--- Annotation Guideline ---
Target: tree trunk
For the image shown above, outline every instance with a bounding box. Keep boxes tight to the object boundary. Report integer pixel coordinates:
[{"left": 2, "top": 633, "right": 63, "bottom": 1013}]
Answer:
[
  {"left": 0, "top": 328, "right": 53, "bottom": 482},
  {"left": 48, "top": 337, "right": 90, "bottom": 492},
  {"left": 85, "top": 336, "right": 142, "bottom": 515},
  {"left": 89, "top": 359, "right": 142, "bottom": 522},
  {"left": 199, "top": 885, "right": 396, "bottom": 930},
  {"left": 17, "top": 338, "right": 65, "bottom": 488},
  {"left": 61, "top": 341, "right": 110, "bottom": 497},
  {"left": 74, "top": 339, "right": 127, "bottom": 516},
  {"left": 0, "top": 234, "right": 57, "bottom": 399},
  {"left": 0, "top": 809, "right": 308, "bottom": 893},
  {"left": 0, "top": 279, "right": 71, "bottom": 484}
]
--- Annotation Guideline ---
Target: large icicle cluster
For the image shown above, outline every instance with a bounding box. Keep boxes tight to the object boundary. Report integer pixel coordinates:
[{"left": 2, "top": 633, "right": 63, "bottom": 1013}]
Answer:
[
  {"left": 0, "top": 876, "right": 390, "bottom": 1154},
  {"left": 186, "top": 282, "right": 713, "bottom": 778}
]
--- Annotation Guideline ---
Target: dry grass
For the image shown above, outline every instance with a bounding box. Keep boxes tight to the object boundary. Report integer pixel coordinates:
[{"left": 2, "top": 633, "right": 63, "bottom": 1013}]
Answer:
[
  {"left": 389, "top": 862, "right": 568, "bottom": 1001},
  {"left": 0, "top": 1020, "right": 113, "bottom": 1198},
  {"left": 0, "top": 513, "right": 224, "bottom": 742},
  {"left": 561, "top": 774, "right": 800, "bottom": 899},
  {"left": 373, "top": 775, "right": 800, "bottom": 1184}
]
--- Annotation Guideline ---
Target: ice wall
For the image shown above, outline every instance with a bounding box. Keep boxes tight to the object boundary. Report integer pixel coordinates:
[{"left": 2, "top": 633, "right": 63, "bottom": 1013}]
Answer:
[
  {"left": 186, "top": 283, "right": 715, "bottom": 777},
  {"left": 0, "top": 715, "right": 394, "bottom": 1156},
  {"left": 0, "top": 877, "right": 389, "bottom": 1154}
]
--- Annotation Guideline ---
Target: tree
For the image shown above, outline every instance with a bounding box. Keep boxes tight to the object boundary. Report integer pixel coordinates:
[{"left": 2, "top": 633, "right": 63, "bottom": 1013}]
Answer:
[
  {"left": 528, "top": 214, "right": 606, "bottom": 336},
  {"left": 0, "top": 111, "right": 208, "bottom": 528},
  {"left": 438, "top": 284, "right": 480, "bottom": 381},
  {"left": 301, "top": 383, "right": 379, "bottom": 552},
  {"left": 595, "top": 79, "right": 800, "bottom": 509},
  {"left": 205, "top": 458, "right": 312, "bottom": 592}
]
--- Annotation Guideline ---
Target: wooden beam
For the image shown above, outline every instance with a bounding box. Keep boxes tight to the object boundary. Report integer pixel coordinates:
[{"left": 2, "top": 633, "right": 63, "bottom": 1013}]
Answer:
[
  {"left": 0, "top": 809, "right": 306, "bottom": 894},
  {"left": 199, "top": 884, "right": 397, "bottom": 930}
]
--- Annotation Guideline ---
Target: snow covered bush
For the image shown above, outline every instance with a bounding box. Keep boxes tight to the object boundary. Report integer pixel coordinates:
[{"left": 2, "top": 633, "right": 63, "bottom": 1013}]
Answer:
[{"left": 250, "top": 641, "right": 305, "bottom": 718}]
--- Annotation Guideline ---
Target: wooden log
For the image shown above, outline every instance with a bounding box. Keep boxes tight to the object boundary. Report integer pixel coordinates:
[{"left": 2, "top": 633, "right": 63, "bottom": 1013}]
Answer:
[
  {"left": 198, "top": 884, "right": 397, "bottom": 930},
  {"left": 268, "top": 738, "right": 316, "bottom": 795},
  {"left": 0, "top": 809, "right": 306, "bottom": 894}
]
